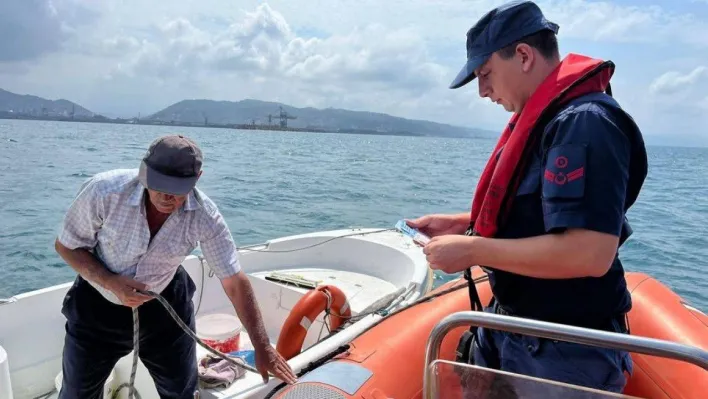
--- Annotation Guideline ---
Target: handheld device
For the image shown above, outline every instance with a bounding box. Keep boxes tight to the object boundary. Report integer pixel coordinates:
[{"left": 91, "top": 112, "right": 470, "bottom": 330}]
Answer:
[{"left": 395, "top": 219, "right": 431, "bottom": 246}]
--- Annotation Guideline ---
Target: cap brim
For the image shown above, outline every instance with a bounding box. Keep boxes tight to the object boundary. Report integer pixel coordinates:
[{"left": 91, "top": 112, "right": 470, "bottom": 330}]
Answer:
[
  {"left": 449, "top": 53, "right": 491, "bottom": 89},
  {"left": 139, "top": 161, "right": 198, "bottom": 196}
]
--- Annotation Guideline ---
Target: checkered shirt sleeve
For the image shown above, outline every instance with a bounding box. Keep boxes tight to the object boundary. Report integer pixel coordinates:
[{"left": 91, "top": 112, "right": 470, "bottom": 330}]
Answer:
[
  {"left": 198, "top": 209, "right": 242, "bottom": 279},
  {"left": 58, "top": 177, "right": 103, "bottom": 250}
]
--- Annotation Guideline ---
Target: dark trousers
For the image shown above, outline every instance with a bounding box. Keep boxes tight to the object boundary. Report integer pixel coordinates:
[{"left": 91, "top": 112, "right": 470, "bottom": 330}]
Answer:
[
  {"left": 468, "top": 303, "right": 633, "bottom": 395},
  {"left": 59, "top": 266, "right": 198, "bottom": 399}
]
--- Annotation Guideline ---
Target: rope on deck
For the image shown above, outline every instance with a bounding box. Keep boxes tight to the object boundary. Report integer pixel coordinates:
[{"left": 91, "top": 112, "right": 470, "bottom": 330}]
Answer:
[{"left": 106, "top": 227, "right": 407, "bottom": 398}]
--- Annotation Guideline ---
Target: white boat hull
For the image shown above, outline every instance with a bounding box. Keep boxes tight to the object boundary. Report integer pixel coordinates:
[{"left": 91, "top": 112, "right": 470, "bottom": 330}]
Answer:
[{"left": 0, "top": 228, "right": 433, "bottom": 399}]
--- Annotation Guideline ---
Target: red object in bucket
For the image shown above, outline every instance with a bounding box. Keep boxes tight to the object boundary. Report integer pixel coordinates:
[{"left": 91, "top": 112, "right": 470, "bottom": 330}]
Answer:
[{"left": 196, "top": 313, "right": 243, "bottom": 353}]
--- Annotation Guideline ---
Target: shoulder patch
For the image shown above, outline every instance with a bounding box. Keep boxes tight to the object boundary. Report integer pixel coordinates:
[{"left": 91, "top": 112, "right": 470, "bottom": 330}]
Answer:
[{"left": 543, "top": 144, "right": 586, "bottom": 199}]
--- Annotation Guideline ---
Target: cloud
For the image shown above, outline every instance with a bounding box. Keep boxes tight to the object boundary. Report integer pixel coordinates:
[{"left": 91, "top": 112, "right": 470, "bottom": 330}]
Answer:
[
  {"left": 622, "top": 65, "right": 708, "bottom": 140},
  {"left": 227, "top": 0, "right": 708, "bottom": 48},
  {"left": 103, "top": 4, "right": 450, "bottom": 118},
  {"left": 113, "top": 4, "right": 445, "bottom": 86},
  {"left": 95, "top": 0, "right": 708, "bottom": 98},
  {"left": 101, "top": 0, "right": 706, "bottom": 130},
  {"left": 98, "top": 36, "right": 142, "bottom": 57},
  {"left": 2, "top": 0, "right": 708, "bottom": 143},
  {"left": 0, "top": 0, "right": 98, "bottom": 62},
  {"left": 540, "top": 1, "right": 708, "bottom": 46},
  {"left": 649, "top": 66, "right": 708, "bottom": 96}
]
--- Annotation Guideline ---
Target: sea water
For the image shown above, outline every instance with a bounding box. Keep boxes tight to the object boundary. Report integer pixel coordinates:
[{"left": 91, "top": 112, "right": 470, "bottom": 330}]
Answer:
[{"left": 1, "top": 119, "right": 706, "bottom": 311}]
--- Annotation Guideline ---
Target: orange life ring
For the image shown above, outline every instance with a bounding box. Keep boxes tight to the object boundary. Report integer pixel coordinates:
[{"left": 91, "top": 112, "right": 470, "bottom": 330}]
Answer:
[{"left": 276, "top": 285, "right": 351, "bottom": 360}]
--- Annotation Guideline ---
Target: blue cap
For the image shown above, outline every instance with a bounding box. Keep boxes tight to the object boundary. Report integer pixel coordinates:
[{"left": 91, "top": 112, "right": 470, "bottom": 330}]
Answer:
[{"left": 449, "top": 0, "right": 559, "bottom": 89}]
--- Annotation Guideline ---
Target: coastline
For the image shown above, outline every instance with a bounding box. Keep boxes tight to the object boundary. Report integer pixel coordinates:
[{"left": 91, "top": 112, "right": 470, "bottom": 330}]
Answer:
[{"left": 0, "top": 113, "right": 430, "bottom": 138}]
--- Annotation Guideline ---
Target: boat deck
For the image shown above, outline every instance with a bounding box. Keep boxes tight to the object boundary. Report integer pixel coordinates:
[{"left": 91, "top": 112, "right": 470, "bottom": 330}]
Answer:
[
  {"left": 0, "top": 228, "right": 433, "bottom": 399},
  {"left": 252, "top": 268, "right": 400, "bottom": 315}
]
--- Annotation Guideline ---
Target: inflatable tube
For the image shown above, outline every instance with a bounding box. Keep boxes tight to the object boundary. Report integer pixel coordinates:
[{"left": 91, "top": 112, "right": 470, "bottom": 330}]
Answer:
[
  {"left": 622, "top": 273, "right": 708, "bottom": 399},
  {"left": 274, "top": 271, "right": 708, "bottom": 399}
]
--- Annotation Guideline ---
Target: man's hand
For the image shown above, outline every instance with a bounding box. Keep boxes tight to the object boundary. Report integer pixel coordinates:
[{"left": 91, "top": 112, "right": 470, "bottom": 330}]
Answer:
[
  {"left": 105, "top": 275, "right": 152, "bottom": 308},
  {"left": 423, "top": 234, "right": 477, "bottom": 274},
  {"left": 221, "top": 272, "right": 298, "bottom": 385},
  {"left": 406, "top": 213, "right": 470, "bottom": 237},
  {"left": 54, "top": 239, "right": 153, "bottom": 307},
  {"left": 254, "top": 344, "right": 298, "bottom": 385}
]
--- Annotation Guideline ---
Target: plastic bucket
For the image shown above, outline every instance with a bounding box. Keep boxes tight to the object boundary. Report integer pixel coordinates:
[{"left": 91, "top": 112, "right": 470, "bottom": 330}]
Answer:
[{"left": 196, "top": 313, "right": 243, "bottom": 353}]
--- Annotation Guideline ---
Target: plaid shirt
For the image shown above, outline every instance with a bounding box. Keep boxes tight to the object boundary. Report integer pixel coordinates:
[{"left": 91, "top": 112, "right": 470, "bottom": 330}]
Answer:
[{"left": 58, "top": 168, "right": 241, "bottom": 304}]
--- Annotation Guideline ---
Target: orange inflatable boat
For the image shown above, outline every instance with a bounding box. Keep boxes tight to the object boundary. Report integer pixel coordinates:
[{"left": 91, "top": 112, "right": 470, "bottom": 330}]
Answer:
[{"left": 271, "top": 270, "right": 708, "bottom": 399}]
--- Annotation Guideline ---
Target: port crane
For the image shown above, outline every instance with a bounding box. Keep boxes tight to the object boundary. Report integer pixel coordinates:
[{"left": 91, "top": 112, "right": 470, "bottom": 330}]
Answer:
[{"left": 266, "top": 106, "right": 297, "bottom": 128}]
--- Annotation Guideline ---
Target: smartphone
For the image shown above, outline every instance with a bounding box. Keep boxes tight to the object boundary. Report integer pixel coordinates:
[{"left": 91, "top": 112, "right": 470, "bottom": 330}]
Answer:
[{"left": 395, "top": 220, "right": 431, "bottom": 246}]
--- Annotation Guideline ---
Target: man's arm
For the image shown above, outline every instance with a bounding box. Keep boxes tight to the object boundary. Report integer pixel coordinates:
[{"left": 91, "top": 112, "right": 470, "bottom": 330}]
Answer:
[
  {"left": 198, "top": 208, "right": 271, "bottom": 343},
  {"left": 55, "top": 178, "right": 112, "bottom": 286},
  {"left": 463, "top": 229, "right": 619, "bottom": 278},
  {"left": 55, "top": 177, "right": 150, "bottom": 306},
  {"left": 55, "top": 240, "right": 151, "bottom": 307},
  {"left": 199, "top": 210, "right": 271, "bottom": 347},
  {"left": 219, "top": 272, "right": 297, "bottom": 384},
  {"left": 406, "top": 212, "right": 471, "bottom": 237},
  {"left": 220, "top": 272, "right": 271, "bottom": 349},
  {"left": 449, "top": 213, "right": 472, "bottom": 228},
  {"left": 55, "top": 239, "right": 115, "bottom": 289},
  {"left": 199, "top": 209, "right": 297, "bottom": 383},
  {"left": 56, "top": 177, "right": 104, "bottom": 265}
]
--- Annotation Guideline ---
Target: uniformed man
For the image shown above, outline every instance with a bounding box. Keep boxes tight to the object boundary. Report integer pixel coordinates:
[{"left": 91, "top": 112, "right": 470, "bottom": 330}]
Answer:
[{"left": 407, "top": 0, "right": 647, "bottom": 393}]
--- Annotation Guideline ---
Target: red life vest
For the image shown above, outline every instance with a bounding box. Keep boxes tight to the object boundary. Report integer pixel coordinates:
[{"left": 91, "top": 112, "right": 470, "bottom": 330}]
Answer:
[{"left": 470, "top": 53, "right": 614, "bottom": 237}]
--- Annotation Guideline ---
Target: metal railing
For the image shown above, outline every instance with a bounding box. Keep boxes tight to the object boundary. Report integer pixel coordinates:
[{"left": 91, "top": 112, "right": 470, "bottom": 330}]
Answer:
[{"left": 423, "top": 311, "right": 708, "bottom": 399}]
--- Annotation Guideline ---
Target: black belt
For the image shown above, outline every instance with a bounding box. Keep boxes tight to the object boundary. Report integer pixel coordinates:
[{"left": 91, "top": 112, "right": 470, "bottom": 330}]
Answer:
[{"left": 493, "top": 304, "right": 629, "bottom": 334}]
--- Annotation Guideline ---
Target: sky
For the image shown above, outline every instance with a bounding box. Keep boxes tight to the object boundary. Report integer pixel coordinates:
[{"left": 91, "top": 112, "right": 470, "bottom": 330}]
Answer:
[{"left": 1, "top": 0, "right": 708, "bottom": 146}]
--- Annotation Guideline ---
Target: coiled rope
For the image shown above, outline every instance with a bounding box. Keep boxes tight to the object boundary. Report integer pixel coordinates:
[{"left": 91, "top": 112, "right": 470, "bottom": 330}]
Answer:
[{"left": 111, "top": 291, "right": 262, "bottom": 399}]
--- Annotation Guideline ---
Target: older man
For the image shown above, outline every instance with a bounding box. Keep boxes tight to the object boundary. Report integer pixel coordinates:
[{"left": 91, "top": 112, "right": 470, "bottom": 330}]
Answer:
[
  {"left": 408, "top": 0, "right": 648, "bottom": 393},
  {"left": 55, "top": 134, "right": 296, "bottom": 398}
]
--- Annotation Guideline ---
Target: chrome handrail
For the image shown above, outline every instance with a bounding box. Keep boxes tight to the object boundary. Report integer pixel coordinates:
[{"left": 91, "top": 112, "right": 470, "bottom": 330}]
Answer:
[{"left": 423, "top": 311, "right": 708, "bottom": 399}]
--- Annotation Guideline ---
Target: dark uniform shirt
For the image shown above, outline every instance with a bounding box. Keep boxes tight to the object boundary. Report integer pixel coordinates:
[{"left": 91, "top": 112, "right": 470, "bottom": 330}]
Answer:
[{"left": 488, "top": 92, "right": 647, "bottom": 327}]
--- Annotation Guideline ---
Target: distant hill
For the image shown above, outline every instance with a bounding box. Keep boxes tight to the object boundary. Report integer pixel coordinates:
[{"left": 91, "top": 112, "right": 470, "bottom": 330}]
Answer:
[
  {"left": 0, "top": 87, "right": 498, "bottom": 139},
  {"left": 146, "top": 98, "right": 496, "bottom": 138},
  {"left": 0, "top": 88, "right": 94, "bottom": 118}
]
